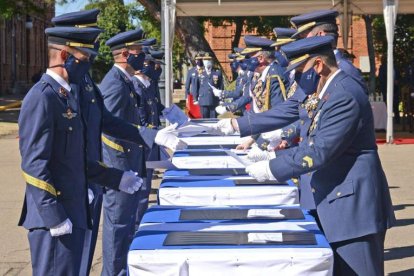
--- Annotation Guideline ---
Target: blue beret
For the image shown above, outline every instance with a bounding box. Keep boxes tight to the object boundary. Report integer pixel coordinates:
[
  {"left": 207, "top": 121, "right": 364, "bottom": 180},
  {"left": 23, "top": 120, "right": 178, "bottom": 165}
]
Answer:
[
  {"left": 271, "top": 27, "right": 296, "bottom": 47},
  {"left": 105, "top": 29, "right": 146, "bottom": 50},
  {"left": 291, "top": 10, "right": 339, "bottom": 38},
  {"left": 52, "top": 9, "right": 100, "bottom": 28},
  {"left": 45, "top": 26, "right": 101, "bottom": 55},
  {"left": 242, "top": 35, "right": 274, "bottom": 55},
  {"left": 281, "top": 36, "right": 334, "bottom": 72}
]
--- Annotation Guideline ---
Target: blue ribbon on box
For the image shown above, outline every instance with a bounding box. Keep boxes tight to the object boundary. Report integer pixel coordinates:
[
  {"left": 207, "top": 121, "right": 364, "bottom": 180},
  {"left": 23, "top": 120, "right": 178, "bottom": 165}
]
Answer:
[{"left": 162, "top": 104, "right": 189, "bottom": 127}]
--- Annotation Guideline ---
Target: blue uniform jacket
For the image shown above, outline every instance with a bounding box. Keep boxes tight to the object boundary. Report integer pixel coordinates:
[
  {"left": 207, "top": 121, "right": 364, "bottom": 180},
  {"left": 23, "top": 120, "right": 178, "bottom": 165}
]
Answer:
[
  {"left": 269, "top": 71, "right": 396, "bottom": 243},
  {"left": 99, "top": 66, "right": 147, "bottom": 175},
  {"left": 193, "top": 69, "right": 224, "bottom": 106},
  {"left": 19, "top": 74, "right": 89, "bottom": 230},
  {"left": 222, "top": 72, "right": 247, "bottom": 99},
  {"left": 184, "top": 67, "right": 198, "bottom": 97},
  {"left": 225, "top": 71, "right": 253, "bottom": 114},
  {"left": 80, "top": 74, "right": 157, "bottom": 196},
  {"left": 132, "top": 76, "right": 161, "bottom": 127}
]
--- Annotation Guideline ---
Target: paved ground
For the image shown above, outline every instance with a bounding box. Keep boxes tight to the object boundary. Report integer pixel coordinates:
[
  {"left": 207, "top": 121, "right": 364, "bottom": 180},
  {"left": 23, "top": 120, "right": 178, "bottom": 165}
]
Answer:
[{"left": 0, "top": 103, "right": 413, "bottom": 275}]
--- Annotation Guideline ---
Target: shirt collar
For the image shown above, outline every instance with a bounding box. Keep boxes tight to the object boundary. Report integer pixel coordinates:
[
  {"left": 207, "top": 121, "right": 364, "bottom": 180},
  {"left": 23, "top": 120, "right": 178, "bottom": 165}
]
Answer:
[
  {"left": 319, "top": 69, "right": 342, "bottom": 100},
  {"left": 114, "top": 64, "right": 133, "bottom": 81},
  {"left": 46, "top": 69, "right": 71, "bottom": 92},
  {"left": 259, "top": 65, "right": 271, "bottom": 82}
]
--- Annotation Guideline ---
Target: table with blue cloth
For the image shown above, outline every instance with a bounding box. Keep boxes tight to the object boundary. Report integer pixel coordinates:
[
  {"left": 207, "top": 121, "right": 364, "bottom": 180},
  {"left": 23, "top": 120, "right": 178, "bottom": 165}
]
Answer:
[
  {"left": 157, "top": 176, "right": 298, "bottom": 206},
  {"left": 128, "top": 205, "right": 333, "bottom": 275}
]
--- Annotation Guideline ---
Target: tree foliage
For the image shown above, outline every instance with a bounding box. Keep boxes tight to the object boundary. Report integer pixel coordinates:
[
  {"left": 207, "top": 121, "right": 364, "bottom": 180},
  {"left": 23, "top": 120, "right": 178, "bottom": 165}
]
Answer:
[
  {"left": 372, "top": 14, "right": 414, "bottom": 75},
  {"left": 0, "top": 0, "right": 44, "bottom": 19}
]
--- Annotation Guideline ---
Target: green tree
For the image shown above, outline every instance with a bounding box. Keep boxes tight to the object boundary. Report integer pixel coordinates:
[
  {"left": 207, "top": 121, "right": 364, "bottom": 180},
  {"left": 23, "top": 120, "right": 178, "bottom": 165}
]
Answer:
[{"left": 0, "top": 0, "right": 43, "bottom": 19}]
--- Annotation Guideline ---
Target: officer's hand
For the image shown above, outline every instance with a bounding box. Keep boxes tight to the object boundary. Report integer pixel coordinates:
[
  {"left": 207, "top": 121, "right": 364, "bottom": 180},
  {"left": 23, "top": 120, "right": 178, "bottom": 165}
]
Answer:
[
  {"left": 212, "top": 87, "right": 223, "bottom": 97},
  {"left": 235, "top": 137, "right": 255, "bottom": 151},
  {"left": 245, "top": 161, "right": 276, "bottom": 182},
  {"left": 261, "top": 129, "right": 282, "bottom": 142},
  {"left": 155, "top": 123, "right": 188, "bottom": 152},
  {"left": 212, "top": 119, "right": 235, "bottom": 135},
  {"left": 119, "top": 170, "right": 143, "bottom": 194},
  {"left": 88, "top": 188, "right": 94, "bottom": 204},
  {"left": 193, "top": 101, "right": 199, "bottom": 105},
  {"left": 215, "top": 105, "right": 228, "bottom": 115},
  {"left": 50, "top": 218, "right": 73, "bottom": 237},
  {"left": 247, "top": 146, "right": 276, "bottom": 162}
]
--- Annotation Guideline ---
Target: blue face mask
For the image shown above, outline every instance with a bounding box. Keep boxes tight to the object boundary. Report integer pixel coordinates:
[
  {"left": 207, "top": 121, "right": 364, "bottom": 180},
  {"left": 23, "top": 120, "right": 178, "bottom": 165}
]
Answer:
[
  {"left": 196, "top": 59, "right": 204, "bottom": 67},
  {"left": 64, "top": 54, "right": 91, "bottom": 84},
  {"left": 127, "top": 52, "right": 146, "bottom": 71},
  {"left": 230, "top": 61, "right": 239, "bottom": 73},
  {"left": 295, "top": 67, "right": 320, "bottom": 95},
  {"left": 247, "top": 57, "right": 260, "bottom": 72}
]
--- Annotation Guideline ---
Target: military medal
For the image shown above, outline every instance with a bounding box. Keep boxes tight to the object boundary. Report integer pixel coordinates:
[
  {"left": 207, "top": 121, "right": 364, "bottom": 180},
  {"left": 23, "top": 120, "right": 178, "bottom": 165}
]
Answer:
[
  {"left": 308, "top": 110, "right": 321, "bottom": 134},
  {"left": 304, "top": 93, "right": 320, "bottom": 118},
  {"left": 213, "top": 75, "right": 218, "bottom": 85},
  {"left": 62, "top": 108, "right": 77, "bottom": 119},
  {"left": 58, "top": 87, "right": 68, "bottom": 97}
]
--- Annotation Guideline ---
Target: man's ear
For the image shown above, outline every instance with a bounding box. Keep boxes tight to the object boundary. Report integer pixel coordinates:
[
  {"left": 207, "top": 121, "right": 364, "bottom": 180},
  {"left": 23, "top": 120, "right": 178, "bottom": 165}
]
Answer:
[
  {"left": 314, "top": 57, "right": 324, "bottom": 74},
  {"left": 121, "top": 50, "right": 129, "bottom": 59},
  {"left": 60, "top": 49, "right": 68, "bottom": 61}
]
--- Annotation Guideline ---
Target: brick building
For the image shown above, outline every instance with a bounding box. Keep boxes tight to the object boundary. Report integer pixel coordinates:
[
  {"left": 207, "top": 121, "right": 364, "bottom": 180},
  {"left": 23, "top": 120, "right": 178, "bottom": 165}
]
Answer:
[
  {"left": 0, "top": 1, "right": 54, "bottom": 95},
  {"left": 204, "top": 16, "right": 378, "bottom": 80}
]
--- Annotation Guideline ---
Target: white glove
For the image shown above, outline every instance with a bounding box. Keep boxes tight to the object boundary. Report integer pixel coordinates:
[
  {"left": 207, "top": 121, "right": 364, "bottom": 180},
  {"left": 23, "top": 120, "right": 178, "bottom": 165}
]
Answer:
[
  {"left": 215, "top": 105, "right": 228, "bottom": 115},
  {"left": 261, "top": 129, "right": 283, "bottom": 142},
  {"left": 119, "top": 170, "right": 143, "bottom": 194},
  {"left": 88, "top": 188, "right": 94, "bottom": 204},
  {"left": 245, "top": 160, "right": 276, "bottom": 182},
  {"left": 155, "top": 123, "right": 188, "bottom": 151},
  {"left": 247, "top": 146, "right": 276, "bottom": 162},
  {"left": 193, "top": 101, "right": 199, "bottom": 105},
  {"left": 212, "top": 119, "right": 235, "bottom": 135},
  {"left": 212, "top": 87, "right": 223, "bottom": 97},
  {"left": 50, "top": 218, "right": 73, "bottom": 237}
]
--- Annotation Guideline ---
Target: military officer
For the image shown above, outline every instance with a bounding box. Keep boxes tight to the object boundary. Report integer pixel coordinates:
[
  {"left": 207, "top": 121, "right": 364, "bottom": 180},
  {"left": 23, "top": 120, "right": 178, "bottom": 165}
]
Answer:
[
  {"left": 192, "top": 52, "right": 224, "bottom": 118},
  {"left": 99, "top": 29, "right": 186, "bottom": 276},
  {"left": 243, "top": 36, "right": 396, "bottom": 275},
  {"left": 50, "top": 11, "right": 182, "bottom": 275},
  {"left": 18, "top": 26, "right": 142, "bottom": 276},
  {"left": 185, "top": 52, "right": 203, "bottom": 97}
]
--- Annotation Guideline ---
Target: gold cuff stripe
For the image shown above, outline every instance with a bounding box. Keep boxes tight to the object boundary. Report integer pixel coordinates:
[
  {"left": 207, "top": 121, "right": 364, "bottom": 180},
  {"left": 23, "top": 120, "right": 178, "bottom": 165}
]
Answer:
[
  {"left": 66, "top": 42, "right": 94, "bottom": 48},
  {"left": 102, "top": 135, "right": 124, "bottom": 152},
  {"left": 23, "top": 172, "right": 57, "bottom": 196}
]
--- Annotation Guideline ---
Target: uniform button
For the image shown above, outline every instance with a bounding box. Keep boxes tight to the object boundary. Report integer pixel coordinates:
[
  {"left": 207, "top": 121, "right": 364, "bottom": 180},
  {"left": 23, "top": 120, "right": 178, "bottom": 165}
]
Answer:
[
  {"left": 91, "top": 99, "right": 95, "bottom": 103},
  {"left": 56, "top": 191, "right": 61, "bottom": 196},
  {"left": 300, "top": 120, "right": 304, "bottom": 125},
  {"left": 307, "top": 172, "right": 311, "bottom": 176},
  {"left": 68, "top": 126, "right": 73, "bottom": 131},
  {"left": 127, "top": 149, "right": 131, "bottom": 152},
  {"left": 337, "top": 192, "right": 341, "bottom": 197},
  {"left": 299, "top": 137, "right": 303, "bottom": 142},
  {"left": 135, "top": 104, "right": 137, "bottom": 107},
  {"left": 130, "top": 92, "right": 134, "bottom": 98},
  {"left": 151, "top": 112, "right": 155, "bottom": 115},
  {"left": 311, "top": 188, "right": 315, "bottom": 193}
]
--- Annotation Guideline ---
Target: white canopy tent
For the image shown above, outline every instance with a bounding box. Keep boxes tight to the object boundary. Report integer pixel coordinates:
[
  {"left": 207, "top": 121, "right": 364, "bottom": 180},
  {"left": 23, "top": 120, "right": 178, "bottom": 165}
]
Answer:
[{"left": 161, "top": 0, "right": 409, "bottom": 143}]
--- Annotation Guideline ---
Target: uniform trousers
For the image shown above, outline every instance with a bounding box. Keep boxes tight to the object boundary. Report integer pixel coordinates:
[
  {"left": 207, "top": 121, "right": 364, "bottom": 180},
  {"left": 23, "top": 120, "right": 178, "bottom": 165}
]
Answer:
[
  {"left": 28, "top": 227, "right": 85, "bottom": 276},
  {"left": 200, "top": 105, "right": 216, "bottom": 118}
]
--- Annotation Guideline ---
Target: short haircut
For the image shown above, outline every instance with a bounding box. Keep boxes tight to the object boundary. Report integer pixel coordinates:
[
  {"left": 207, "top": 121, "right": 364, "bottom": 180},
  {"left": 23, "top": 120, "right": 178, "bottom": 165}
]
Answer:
[
  {"left": 315, "top": 49, "right": 337, "bottom": 68},
  {"left": 259, "top": 50, "right": 275, "bottom": 61},
  {"left": 311, "top": 23, "right": 339, "bottom": 47}
]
